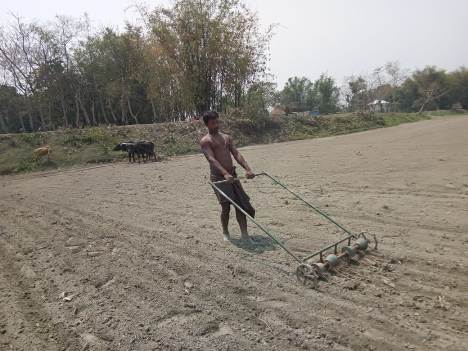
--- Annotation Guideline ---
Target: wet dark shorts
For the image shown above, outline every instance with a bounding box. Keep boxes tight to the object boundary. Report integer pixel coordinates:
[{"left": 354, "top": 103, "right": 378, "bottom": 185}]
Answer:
[{"left": 210, "top": 170, "right": 255, "bottom": 218}]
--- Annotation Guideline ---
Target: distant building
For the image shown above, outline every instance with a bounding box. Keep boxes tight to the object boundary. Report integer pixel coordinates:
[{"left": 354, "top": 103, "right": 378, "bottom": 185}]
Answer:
[{"left": 368, "top": 100, "right": 390, "bottom": 113}]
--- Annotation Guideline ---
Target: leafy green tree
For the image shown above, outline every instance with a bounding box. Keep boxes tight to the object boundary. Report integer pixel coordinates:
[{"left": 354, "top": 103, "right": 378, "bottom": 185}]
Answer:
[
  {"left": 280, "top": 74, "right": 340, "bottom": 114},
  {"left": 280, "top": 77, "right": 313, "bottom": 112},
  {"left": 395, "top": 66, "right": 451, "bottom": 112},
  {"left": 243, "top": 81, "right": 277, "bottom": 119},
  {"left": 394, "top": 79, "right": 419, "bottom": 112},
  {"left": 447, "top": 67, "right": 468, "bottom": 108},
  {"left": 2, "top": 6, "right": 468, "bottom": 133},
  {"left": 313, "top": 74, "right": 340, "bottom": 114},
  {"left": 0, "top": 85, "right": 22, "bottom": 132},
  {"left": 412, "top": 66, "right": 450, "bottom": 112},
  {"left": 343, "top": 76, "right": 368, "bottom": 112},
  {"left": 146, "top": 0, "right": 272, "bottom": 114}
]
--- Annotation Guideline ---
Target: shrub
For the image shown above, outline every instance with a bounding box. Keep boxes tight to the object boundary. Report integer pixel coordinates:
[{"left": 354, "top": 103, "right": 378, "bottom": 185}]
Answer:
[{"left": 18, "top": 132, "right": 44, "bottom": 146}]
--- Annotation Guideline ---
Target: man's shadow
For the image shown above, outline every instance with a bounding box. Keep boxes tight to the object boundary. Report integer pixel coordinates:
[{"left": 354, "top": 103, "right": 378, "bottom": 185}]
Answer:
[{"left": 229, "top": 234, "right": 278, "bottom": 253}]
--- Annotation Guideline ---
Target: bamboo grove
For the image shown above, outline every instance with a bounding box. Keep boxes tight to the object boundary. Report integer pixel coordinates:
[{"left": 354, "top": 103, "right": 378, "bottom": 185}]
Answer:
[{"left": 0, "top": 0, "right": 273, "bottom": 132}]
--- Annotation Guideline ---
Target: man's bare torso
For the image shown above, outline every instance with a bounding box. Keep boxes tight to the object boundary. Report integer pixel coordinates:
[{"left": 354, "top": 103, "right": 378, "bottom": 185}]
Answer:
[{"left": 201, "top": 132, "right": 234, "bottom": 174}]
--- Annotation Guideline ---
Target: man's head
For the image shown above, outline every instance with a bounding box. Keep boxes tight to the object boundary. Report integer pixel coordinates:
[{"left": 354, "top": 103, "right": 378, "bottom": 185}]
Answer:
[{"left": 203, "top": 110, "right": 219, "bottom": 134}]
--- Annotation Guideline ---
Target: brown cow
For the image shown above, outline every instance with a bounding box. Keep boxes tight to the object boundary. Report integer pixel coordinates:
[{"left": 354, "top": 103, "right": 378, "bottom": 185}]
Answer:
[{"left": 33, "top": 145, "right": 51, "bottom": 160}]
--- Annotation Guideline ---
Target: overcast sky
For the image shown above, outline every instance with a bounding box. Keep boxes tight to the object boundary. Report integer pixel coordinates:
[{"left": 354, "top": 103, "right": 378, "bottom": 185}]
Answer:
[{"left": 2, "top": 0, "right": 467, "bottom": 87}]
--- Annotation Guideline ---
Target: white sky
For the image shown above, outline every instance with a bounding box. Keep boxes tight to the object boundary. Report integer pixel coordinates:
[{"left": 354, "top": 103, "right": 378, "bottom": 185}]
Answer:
[{"left": 1, "top": 0, "right": 467, "bottom": 87}]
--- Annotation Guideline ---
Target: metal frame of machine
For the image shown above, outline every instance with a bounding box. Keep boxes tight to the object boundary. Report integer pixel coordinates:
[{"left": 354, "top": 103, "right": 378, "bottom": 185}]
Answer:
[{"left": 210, "top": 172, "right": 378, "bottom": 288}]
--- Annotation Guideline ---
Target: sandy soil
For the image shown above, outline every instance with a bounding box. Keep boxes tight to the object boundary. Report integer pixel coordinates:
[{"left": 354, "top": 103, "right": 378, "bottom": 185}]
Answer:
[{"left": 1, "top": 116, "right": 467, "bottom": 351}]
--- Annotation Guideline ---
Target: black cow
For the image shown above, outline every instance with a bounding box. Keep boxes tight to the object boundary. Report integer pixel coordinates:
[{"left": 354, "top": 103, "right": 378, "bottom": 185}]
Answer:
[
  {"left": 114, "top": 140, "right": 156, "bottom": 163},
  {"left": 138, "top": 141, "right": 156, "bottom": 161},
  {"left": 113, "top": 142, "right": 135, "bottom": 162}
]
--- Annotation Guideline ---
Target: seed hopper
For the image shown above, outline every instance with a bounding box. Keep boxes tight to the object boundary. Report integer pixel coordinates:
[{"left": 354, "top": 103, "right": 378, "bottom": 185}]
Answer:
[{"left": 210, "top": 172, "right": 378, "bottom": 289}]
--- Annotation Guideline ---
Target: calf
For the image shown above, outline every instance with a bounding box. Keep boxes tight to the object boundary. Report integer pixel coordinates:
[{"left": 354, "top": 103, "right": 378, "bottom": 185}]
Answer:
[
  {"left": 113, "top": 142, "right": 136, "bottom": 162},
  {"left": 33, "top": 145, "right": 51, "bottom": 160}
]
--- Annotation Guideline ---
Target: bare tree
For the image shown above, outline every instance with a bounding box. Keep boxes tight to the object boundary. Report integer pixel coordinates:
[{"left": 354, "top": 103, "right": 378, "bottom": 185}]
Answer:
[{"left": 0, "top": 15, "right": 39, "bottom": 130}]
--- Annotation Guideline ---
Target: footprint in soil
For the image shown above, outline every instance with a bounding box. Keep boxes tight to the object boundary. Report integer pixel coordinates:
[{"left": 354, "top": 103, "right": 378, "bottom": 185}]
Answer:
[{"left": 229, "top": 235, "right": 277, "bottom": 253}]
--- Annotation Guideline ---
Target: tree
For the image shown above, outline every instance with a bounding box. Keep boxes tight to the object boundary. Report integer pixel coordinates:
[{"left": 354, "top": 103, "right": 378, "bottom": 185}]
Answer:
[
  {"left": 395, "top": 78, "right": 419, "bottom": 112},
  {"left": 412, "top": 66, "right": 450, "bottom": 113},
  {"left": 243, "top": 81, "right": 277, "bottom": 119},
  {"left": 2, "top": 5, "right": 468, "bottom": 133},
  {"left": 280, "top": 77, "right": 313, "bottom": 112},
  {"left": 0, "top": 2, "right": 274, "bottom": 131},
  {"left": 0, "top": 15, "right": 42, "bottom": 131},
  {"left": 313, "top": 74, "right": 340, "bottom": 114},
  {"left": 343, "top": 76, "right": 368, "bottom": 112},
  {"left": 447, "top": 67, "right": 468, "bottom": 109},
  {"left": 0, "top": 84, "right": 22, "bottom": 132},
  {"left": 145, "top": 0, "right": 273, "bottom": 115},
  {"left": 0, "top": 14, "right": 89, "bottom": 131}
]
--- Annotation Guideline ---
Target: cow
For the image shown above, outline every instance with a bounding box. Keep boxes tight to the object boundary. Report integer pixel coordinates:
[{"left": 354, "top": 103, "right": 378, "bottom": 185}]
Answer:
[
  {"left": 114, "top": 140, "right": 156, "bottom": 163},
  {"left": 113, "top": 142, "right": 137, "bottom": 163},
  {"left": 33, "top": 145, "right": 51, "bottom": 160},
  {"left": 137, "top": 140, "right": 156, "bottom": 161}
]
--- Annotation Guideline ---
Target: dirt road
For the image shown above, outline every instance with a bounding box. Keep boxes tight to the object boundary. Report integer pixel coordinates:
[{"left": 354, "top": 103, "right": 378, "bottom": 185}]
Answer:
[{"left": 1, "top": 116, "right": 467, "bottom": 351}]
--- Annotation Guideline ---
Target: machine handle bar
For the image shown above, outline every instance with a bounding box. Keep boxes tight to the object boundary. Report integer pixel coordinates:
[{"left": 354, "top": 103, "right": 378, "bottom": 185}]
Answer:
[{"left": 211, "top": 172, "right": 266, "bottom": 185}]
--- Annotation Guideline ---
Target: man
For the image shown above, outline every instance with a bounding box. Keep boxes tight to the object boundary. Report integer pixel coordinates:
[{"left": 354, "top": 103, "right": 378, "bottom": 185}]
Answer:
[{"left": 200, "top": 110, "right": 256, "bottom": 244}]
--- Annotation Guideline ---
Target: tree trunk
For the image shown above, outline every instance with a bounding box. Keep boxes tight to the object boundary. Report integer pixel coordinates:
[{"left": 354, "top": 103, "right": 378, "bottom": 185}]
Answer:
[
  {"left": 18, "top": 111, "right": 26, "bottom": 132},
  {"left": 419, "top": 90, "right": 448, "bottom": 114},
  {"left": 28, "top": 108, "right": 34, "bottom": 131},
  {"left": 127, "top": 96, "right": 139, "bottom": 124},
  {"left": 78, "top": 94, "right": 91, "bottom": 125},
  {"left": 418, "top": 97, "right": 430, "bottom": 114},
  {"left": 75, "top": 93, "right": 81, "bottom": 127},
  {"left": 418, "top": 102, "right": 426, "bottom": 114},
  {"left": 99, "top": 94, "right": 109, "bottom": 124},
  {"left": 47, "top": 102, "right": 53, "bottom": 129},
  {"left": 91, "top": 100, "right": 97, "bottom": 125},
  {"left": 0, "top": 113, "right": 8, "bottom": 133},
  {"left": 38, "top": 103, "right": 46, "bottom": 131},
  {"left": 150, "top": 99, "right": 157, "bottom": 123},
  {"left": 218, "top": 74, "right": 224, "bottom": 112},
  {"left": 25, "top": 97, "right": 34, "bottom": 131},
  {"left": 120, "top": 87, "right": 127, "bottom": 125},
  {"left": 61, "top": 98, "right": 69, "bottom": 128},
  {"left": 108, "top": 99, "right": 118, "bottom": 124}
]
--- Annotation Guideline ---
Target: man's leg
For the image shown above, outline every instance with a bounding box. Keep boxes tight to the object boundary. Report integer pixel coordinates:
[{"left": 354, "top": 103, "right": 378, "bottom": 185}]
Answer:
[
  {"left": 221, "top": 203, "right": 231, "bottom": 241},
  {"left": 235, "top": 208, "right": 254, "bottom": 244}
]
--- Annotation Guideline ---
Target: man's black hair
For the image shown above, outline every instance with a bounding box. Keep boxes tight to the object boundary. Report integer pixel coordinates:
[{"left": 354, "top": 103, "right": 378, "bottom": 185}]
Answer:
[{"left": 203, "top": 110, "right": 219, "bottom": 125}]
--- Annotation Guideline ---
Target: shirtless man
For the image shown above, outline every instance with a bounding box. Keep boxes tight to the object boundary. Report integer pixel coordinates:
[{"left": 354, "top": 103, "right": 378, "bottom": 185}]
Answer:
[{"left": 200, "top": 111, "right": 256, "bottom": 243}]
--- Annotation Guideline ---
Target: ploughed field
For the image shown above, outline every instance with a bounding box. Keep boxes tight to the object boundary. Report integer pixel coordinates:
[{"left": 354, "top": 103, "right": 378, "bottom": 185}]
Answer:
[{"left": 1, "top": 116, "right": 467, "bottom": 351}]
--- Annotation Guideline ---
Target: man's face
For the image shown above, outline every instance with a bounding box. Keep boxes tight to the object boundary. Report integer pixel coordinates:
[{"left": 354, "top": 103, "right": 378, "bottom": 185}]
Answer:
[{"left": 206, "top": 118, "right": 219, "bottom": 133}]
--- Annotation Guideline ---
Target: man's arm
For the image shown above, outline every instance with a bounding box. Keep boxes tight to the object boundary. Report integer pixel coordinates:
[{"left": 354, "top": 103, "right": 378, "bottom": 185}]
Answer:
[
  {"left": 200, "top": 138, "right": 233, "bottom": 181},
  {"left": 228, "top": 136, "right": 255, "bottom": 179}
]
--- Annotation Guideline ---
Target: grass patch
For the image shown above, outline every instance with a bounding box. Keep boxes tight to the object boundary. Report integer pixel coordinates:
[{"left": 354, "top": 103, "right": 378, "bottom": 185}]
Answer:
[
  {"left": 17, "top": 132, "right": 46, "bottom": 146},
  {"left": 0, "top": 111, "right": 458, "bottom": 175},
  {"left": 62, "top": 127, "right": 117, "bottom": 147},
  {"left": 161, "top": 134, "right": 199, "bottom": 156},
  {"left": 423, "top": 109, "right": 466, "bottom": 117},
  {"left": 382, "top": 113, "right": 429, "bottom": 127}
]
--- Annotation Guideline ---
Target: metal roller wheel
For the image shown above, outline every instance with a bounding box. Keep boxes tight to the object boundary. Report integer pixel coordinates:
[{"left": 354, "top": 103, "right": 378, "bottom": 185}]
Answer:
[
  {"left": 296, "top": 264, "right": 319, "bottom": 289},
  {"left": 311, "top": 263, "right": 330, "bottom": 281},
  {"left": 360, "top": 231, "right": 378, "bottom": 250},
  {"left": 355, "top": 238, "right": 369, "bottom": 251}
]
